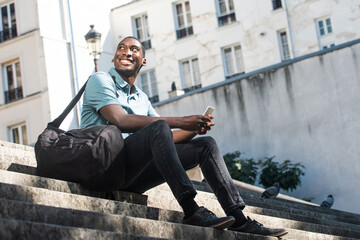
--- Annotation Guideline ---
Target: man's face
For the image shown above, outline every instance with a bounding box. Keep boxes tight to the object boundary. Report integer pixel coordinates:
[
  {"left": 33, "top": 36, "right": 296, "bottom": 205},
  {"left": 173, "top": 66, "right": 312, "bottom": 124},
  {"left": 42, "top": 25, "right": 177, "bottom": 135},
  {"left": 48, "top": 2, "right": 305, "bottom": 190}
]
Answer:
[{"left": 112, "top": 38, "right": 146, "bottom": 77}]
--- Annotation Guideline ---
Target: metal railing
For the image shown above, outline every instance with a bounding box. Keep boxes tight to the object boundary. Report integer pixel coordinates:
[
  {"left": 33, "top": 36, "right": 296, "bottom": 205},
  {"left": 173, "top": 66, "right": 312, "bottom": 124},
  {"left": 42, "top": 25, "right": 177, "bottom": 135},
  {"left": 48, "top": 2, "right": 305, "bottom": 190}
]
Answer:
[
  {"left": 0, "top": 27, "right": 17, "bottom": 43},
  {"left": 4, "top": 87, "right": 23, "bottom": 104},
  {"left": 176, "top": 26, "right": 193, "bottom": 39}
]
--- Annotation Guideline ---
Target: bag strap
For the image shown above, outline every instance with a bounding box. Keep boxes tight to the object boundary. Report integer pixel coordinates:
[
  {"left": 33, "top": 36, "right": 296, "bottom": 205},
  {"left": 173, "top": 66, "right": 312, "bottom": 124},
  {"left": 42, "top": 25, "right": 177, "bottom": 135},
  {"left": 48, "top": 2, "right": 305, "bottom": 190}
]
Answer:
[
  {"left": 48, "top": 80, "right": 88, "bottom": 128},
  {"left": 48, "top": 75, "right": 118, "bottom": 128}
]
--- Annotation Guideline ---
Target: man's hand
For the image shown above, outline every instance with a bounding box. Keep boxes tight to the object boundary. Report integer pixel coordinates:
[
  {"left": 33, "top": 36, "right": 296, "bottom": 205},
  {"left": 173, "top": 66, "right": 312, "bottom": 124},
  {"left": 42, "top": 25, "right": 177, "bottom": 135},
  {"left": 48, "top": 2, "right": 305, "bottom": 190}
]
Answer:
[{"left": 180, "top": 115, "right": 215, "bottom": 132}]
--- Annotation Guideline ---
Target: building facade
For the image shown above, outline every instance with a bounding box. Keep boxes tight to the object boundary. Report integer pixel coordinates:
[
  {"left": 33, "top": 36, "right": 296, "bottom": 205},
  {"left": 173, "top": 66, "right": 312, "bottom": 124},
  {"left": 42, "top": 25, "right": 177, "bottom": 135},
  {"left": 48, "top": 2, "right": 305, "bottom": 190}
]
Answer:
[{"left": 110, "top": 0, "right": 360, "bottom": 104}]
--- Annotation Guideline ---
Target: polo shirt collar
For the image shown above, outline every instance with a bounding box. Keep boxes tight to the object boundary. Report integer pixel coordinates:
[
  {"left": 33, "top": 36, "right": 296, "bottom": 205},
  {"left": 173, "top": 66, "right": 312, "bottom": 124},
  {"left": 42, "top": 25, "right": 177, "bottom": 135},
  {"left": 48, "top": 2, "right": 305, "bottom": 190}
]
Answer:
[{"left": 109, "top": 67, "right": 140, "bottom": 95}]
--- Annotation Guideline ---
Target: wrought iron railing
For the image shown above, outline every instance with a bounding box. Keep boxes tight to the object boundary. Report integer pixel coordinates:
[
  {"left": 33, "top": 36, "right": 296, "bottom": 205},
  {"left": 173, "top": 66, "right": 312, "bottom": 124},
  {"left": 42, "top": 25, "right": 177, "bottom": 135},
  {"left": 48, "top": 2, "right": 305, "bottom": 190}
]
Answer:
[
  {"left": 176, "top": 26, "right": 193, "bottom": 39},
  {"left": 141, "top": 39, "right": 152, "bottom": 50},
  {"left": 149, "top": 95, "right": 159, "bottom": 104},
  {"left": 0, "top": 27, "right": 17, "bottom": 43},
  {"left": 4, "top": 87, "right": 23, "bottom": 104},
  {"left": 218, "top": 12, "right": 236, "bottom": 27},
  {"left": 183, "top": 84, "right": 202, "bottom": 93}
]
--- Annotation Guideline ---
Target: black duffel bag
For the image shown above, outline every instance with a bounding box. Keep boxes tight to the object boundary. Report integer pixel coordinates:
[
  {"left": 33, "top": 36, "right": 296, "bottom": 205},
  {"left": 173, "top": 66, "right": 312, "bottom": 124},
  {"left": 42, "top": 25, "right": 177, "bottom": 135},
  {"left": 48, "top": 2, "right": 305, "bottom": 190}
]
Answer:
[{"left": 35, "top": 79, "right": 124, "bottom": 189}]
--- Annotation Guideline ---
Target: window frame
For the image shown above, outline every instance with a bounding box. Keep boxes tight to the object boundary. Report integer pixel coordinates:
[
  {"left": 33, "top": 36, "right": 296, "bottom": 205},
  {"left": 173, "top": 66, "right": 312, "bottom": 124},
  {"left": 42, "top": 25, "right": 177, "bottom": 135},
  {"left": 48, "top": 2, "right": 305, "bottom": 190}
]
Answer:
[
  {"left": 8, "top": 122, "right": 28, "bottom": 145},
  {"left": 179, "top": 57, "right": 201, "bottom": 92},
  {"left": 215, "top": 0, "right": 236, "bottom": 27},
  {"left": 221, "top": 44, "right": 245, "bottom": 78},
  {"left": 316, "top": 17, "right": 333, "bottom": 36},
  {"left": 0, "top": 2, "right": 17, "bottom": 42},
  {"left": 173, "top": 0, "right": 193, "bottom": 39},
  {"left": 132, "top": 13, "right": 152, "bottom": 50},
  {"left": 138, "top": 70, "right": 159, "bottom": 103},
  {"left": 277, "top": 30, "right": 290, "bottom": 61},
  {"left": 2, "top": 58, "right": 23, "bottom": 103}
]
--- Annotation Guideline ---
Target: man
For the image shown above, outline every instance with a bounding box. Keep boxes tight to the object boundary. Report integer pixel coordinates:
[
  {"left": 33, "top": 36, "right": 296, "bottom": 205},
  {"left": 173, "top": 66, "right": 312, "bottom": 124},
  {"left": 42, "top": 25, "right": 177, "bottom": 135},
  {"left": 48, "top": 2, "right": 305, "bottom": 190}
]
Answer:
[{"left": 81, "top": 36, "right": 288, "bottom": 237}]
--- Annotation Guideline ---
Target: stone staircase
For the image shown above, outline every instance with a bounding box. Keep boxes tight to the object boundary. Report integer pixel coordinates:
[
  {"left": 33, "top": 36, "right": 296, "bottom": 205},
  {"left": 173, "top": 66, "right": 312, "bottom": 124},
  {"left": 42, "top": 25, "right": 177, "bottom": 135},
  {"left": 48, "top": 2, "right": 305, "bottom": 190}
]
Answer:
[{"left": 0, "top": 140, "right": 359, "bottom": 239}]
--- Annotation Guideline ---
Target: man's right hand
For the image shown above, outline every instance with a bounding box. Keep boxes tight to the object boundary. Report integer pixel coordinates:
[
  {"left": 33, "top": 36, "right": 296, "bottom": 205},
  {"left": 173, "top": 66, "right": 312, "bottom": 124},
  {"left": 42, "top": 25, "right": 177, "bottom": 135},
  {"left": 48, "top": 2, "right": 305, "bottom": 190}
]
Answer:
[{"left": 180, "top": 115, "right": 215, "bottom": 132}]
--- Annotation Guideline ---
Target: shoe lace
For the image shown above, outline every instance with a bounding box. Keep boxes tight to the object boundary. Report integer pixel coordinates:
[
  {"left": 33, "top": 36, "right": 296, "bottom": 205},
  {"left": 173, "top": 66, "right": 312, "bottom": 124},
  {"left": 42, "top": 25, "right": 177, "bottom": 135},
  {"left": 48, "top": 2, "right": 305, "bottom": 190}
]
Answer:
[
  {"left": 199, "top": 207, "right": 216, "bottom": 219},
  {"left": 248, "top": 218, "right": 263, "bottom": 228}
]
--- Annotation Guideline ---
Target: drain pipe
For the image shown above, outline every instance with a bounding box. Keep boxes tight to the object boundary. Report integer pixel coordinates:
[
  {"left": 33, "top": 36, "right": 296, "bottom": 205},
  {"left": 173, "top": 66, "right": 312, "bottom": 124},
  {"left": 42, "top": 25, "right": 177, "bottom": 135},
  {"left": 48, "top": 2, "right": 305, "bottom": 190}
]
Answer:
[
  {"left": 283, "top": 0, "right": 296, "bottom": 58},
  {"left": 66, "top": 0, "right": 81, "bottom": 127}
]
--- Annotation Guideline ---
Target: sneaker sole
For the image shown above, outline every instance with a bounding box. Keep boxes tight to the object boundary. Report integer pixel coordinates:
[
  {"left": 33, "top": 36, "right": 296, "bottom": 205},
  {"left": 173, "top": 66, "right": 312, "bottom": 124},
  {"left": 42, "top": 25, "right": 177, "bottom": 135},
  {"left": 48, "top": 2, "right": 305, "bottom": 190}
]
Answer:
[
  {"left": 209, "top": 218, "right": 236, "bottom": 230},
  {"left": 270, "top": 230, "right": 288, "bottom": 237}
]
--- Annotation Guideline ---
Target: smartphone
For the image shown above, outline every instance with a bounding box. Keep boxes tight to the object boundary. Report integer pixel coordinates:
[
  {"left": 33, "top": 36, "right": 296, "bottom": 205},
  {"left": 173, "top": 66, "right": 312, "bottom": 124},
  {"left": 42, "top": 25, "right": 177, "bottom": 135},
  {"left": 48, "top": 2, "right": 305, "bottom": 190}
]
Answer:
[{"left": 203, "top": 106, "right": 215, "bottom": 116}]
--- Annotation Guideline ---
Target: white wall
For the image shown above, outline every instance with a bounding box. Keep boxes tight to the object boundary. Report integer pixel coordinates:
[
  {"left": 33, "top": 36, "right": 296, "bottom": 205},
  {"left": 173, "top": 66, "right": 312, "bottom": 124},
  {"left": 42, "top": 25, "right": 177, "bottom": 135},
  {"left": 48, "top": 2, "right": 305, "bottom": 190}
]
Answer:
[
  {"left": 154, "top": 41, "right": 360, "bottom": 214},
  {"left": 110, "top": 0, "right": 360, "bottom": 103}
]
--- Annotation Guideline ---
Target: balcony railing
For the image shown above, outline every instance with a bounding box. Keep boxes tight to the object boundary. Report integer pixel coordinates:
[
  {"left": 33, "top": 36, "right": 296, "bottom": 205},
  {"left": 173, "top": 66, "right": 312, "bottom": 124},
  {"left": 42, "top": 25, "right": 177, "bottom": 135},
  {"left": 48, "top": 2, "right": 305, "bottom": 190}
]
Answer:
[
  {"left": 176, "top": 26, "right": 193, "bottom": 39},
  {"left": 149, "top": 95, "right": 159, "bottom": 104},
  {"left": 141, "top": 39, "right": 152, "bottom": 50},
  {"left": 4, "top": 87, "right": 23, "bottom": 104},
  {"left": 183, "top": 84, "right": 202, "bottom": 93},
  {"left": 0, "top": 27, "right": 17, "bottom": 43},
  {"left": 218, "top": 12, "right": 236, "bottom": 27}
]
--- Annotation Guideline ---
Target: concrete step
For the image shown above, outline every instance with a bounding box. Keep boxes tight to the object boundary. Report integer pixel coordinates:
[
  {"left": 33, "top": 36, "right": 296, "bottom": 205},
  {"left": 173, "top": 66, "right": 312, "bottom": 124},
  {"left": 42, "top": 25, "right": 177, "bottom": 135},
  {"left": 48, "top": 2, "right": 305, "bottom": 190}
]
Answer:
[
  {"left": 1, "top": 171, "right": 360, "bottom": 239},
  {"left": 0, "top": 217, "right": 165, "bottom": 240},
  {"left": 0, "top": 197, "right": 274, "bottom": 240},
  {"left": 2, "top": 161, "right": 360, "bottom": 227},
  {"left": 144, "top": 186, "right": 360, "bottom": 239},
  {"left": 1, "top": 168, "right": 357, "bottom": 230},
  {"left": 0, "top": 182, "right": 357, "bottom": 240},
  {"left": 2, "top": 140, "right": 360, "bottom": 239},
  {"left": 192, "top": 181, "right": 360, "bottom": 225},
  {"left": 2, "top": 140, "right": 360, "bottom": 224}
]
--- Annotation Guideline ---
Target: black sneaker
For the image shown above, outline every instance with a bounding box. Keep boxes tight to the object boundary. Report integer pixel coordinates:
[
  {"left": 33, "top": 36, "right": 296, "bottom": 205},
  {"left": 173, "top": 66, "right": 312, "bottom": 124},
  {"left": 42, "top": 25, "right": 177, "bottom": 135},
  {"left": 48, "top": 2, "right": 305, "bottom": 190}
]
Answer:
[
  {"left": 229, "top": 217, "right": 288, "bottom": 237},
  {"left": 183, "top": 207, "right": 235, "bottom": 229}
]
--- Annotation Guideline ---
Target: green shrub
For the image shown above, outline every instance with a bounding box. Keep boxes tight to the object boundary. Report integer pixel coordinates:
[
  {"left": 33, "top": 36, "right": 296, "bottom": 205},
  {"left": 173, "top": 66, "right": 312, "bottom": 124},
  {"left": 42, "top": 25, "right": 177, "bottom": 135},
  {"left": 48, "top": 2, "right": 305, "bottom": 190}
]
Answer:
[
  {"left": 223, "top": 151, "right": 258, "bottom": 185},
  {"left": 223, "top": 152, "right": 305, "bottom": 192}
]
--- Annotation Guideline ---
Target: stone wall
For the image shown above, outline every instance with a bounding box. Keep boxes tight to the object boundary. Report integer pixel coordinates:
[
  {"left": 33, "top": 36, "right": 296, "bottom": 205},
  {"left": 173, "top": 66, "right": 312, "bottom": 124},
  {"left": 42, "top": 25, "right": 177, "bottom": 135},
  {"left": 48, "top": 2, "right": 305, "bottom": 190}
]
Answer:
[{"left": 154, "top": 40, "right": 360, "bottom": 214}]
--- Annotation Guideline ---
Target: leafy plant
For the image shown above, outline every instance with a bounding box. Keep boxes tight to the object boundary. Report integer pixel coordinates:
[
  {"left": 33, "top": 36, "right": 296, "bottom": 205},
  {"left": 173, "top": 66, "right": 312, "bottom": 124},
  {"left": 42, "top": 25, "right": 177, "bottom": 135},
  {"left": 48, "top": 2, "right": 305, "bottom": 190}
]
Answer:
[
  {"left": 259, "top": 157, "right": 305, "bottom": 191},
  {"left": 223, "top": 152, "right": 305, "bottom": 192},
  {"left": 223, "top": 151, "right": 258, "bottom": 185}
]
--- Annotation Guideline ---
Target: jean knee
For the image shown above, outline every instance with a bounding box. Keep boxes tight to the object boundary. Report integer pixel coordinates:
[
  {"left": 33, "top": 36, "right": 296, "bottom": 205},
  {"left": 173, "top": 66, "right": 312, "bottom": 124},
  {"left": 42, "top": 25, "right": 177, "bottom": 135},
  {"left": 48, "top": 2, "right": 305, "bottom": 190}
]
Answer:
[{"left": 151, "top": 120, "right": 172, "bottom": 137}]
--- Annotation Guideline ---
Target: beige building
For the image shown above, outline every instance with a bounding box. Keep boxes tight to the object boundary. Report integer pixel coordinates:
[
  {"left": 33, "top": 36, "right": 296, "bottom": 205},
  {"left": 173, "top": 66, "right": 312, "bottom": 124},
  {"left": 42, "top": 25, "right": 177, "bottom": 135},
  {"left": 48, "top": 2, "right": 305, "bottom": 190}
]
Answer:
[{"left": 110, "top": 0, "right": 360, "bottom": 104}]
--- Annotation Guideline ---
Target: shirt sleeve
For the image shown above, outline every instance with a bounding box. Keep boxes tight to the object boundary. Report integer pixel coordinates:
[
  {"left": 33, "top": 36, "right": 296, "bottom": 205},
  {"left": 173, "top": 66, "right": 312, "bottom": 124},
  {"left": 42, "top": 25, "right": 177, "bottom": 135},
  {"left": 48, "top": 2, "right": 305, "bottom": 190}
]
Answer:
[
  {"left": 84, "top": 72, "right": 120, "bottom": 112},
  {"left": 147, "top": 102, "right": 160, "bottom": 117}
]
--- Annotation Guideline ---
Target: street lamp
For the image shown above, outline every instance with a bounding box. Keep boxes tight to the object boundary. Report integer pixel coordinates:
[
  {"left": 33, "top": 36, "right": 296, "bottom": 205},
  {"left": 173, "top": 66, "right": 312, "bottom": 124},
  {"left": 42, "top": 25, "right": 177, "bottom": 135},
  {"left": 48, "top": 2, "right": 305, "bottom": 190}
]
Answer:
[{"left": 84, "top": 24, "right": 101, "bottom": 72}]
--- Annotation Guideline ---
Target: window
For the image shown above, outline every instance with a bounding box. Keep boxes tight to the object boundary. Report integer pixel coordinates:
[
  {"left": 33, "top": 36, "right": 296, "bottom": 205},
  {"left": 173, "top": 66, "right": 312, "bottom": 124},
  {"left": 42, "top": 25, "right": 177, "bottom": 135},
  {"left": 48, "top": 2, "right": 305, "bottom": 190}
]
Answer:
[
  {"left": 180, "top": 57, "right": 201, "bottom": 92},
  {"left": 138, "top": 70, "right": 159, "bottom": 103},
  {"left": 3, "top": 59, "right": 23, "bottom": 103},
  {"left": 9, "top": 123, "right": 28, "bottom": 145},
  {"left": 0, "top": 2, "right": 17, "bottom": 43},
  {"left": 133, "top": 14, "right": 151, "bottom": 50},
  {"left": 278, "top": 31, "right": 290, "bottom": 61},
  {"left": 174, "top": 1, "right": 193, "bottom": 39},
  {"left": 272, "top": 0, "right": 282, "bottom": 10},
  {"left": 216, "top": 0, "right": 236, "bottom": 26},
  {"left": 317, "top": 17, "right": 332, "bottom": 36},
  {"left": 222, "top": 45, "right": 245, "bottom": 78}
]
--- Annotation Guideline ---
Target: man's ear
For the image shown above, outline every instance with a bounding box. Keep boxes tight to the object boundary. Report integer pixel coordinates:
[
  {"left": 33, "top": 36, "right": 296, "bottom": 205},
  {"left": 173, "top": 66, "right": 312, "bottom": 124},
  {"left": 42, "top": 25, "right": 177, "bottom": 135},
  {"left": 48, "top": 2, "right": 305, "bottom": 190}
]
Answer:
[
  {"left": 142, "top": 58, "right": 147, "bottom": 66},
  {"left": 111, "top": 58, "right": 115, "bottom": 63}
]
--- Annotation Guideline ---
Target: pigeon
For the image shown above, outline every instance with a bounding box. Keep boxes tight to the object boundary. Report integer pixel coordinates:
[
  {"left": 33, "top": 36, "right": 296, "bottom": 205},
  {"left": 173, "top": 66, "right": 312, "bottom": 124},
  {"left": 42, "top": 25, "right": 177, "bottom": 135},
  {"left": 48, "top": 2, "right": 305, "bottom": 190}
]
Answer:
[
  {"left": 320, "top": 194, "right": 334, "bottom": 208},
  {"left": 260, "top": 182, "right": 280, "bottom": 199}
]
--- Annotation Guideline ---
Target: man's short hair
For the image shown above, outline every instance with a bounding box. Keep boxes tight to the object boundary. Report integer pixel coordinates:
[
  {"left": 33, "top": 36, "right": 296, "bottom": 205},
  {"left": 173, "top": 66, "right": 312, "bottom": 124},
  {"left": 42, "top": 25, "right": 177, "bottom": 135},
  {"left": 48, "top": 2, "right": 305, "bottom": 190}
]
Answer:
[{"left": 120, "top": 36, "right": 146, "bottom": 57}]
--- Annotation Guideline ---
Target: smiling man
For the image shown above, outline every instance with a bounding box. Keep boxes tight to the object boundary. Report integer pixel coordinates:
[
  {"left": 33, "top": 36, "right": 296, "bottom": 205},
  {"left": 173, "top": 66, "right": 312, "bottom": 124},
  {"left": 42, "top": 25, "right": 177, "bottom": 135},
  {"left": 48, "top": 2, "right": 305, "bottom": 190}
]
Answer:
[{"left": 80, "top": 36, "right": 288, "bottom": 237}]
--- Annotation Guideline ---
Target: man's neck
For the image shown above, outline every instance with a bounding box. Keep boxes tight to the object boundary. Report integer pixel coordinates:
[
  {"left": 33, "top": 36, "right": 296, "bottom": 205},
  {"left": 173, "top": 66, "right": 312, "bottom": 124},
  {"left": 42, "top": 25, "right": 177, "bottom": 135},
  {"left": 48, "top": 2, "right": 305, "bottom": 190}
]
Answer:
[{"left": 115, "top": 69, "right": 137, "bottom": 87}]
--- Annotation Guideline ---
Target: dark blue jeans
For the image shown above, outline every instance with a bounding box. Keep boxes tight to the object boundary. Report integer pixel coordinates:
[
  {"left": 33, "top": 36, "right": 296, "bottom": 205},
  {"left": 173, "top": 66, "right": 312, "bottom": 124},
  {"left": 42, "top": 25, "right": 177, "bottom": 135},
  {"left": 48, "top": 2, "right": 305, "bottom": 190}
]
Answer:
[{"left": 114, "top": 120, "right": 245, "bottom": 214}]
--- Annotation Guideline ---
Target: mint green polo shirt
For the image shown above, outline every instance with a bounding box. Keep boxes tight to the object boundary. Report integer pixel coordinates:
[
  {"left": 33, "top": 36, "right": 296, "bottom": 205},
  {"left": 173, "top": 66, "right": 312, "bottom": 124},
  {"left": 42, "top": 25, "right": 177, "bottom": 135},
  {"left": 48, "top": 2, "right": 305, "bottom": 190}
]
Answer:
[{"left": 80, "top": 67, "right": 159, "bottom": 138}]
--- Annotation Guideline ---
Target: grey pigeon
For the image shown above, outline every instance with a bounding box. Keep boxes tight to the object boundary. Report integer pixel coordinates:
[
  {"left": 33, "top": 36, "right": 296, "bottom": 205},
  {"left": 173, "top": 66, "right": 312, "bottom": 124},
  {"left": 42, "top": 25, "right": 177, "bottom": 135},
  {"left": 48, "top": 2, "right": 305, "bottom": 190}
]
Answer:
[
  {"left": 320, "top": 194, "right": 334, "bottom": 208},
  {"left": 260, "top": 182, "right": 280, "bottom": 199}
]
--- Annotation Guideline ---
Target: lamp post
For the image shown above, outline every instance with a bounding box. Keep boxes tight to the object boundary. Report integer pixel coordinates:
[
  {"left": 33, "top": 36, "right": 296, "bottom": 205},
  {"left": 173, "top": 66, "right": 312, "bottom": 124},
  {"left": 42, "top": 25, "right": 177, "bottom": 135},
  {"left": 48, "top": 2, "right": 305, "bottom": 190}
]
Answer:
[{"left": 84, "top": 25, "right": 101, "bottom": 72}]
